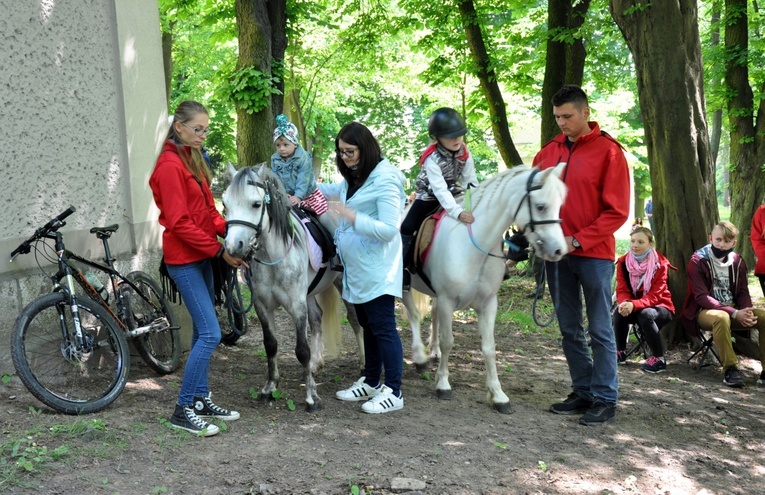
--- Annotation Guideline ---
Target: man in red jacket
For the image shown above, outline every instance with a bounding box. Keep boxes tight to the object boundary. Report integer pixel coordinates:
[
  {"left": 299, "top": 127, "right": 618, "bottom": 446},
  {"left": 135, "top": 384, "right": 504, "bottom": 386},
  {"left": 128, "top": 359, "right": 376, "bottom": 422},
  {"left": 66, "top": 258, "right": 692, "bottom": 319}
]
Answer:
[
  {"left": 681, "top": 221, "right": 765, "bottom": 387},
  {"left": 533, "top": 85, "right": 630, "bottom": 426}
]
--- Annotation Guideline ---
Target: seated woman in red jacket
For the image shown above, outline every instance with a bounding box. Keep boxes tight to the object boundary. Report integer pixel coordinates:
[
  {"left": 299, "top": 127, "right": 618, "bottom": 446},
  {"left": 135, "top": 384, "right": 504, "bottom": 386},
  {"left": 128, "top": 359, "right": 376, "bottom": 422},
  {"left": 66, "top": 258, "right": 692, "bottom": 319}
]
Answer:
[{"left": 614, "top": 226, "right": 676, "bottom": 373}]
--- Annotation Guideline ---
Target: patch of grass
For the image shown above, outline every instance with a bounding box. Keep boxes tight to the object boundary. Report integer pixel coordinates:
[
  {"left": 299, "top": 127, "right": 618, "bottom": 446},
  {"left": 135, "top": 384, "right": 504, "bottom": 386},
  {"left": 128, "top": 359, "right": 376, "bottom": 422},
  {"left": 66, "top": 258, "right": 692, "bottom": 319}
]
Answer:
[
  {"left": 0, "top": 433, "right": 69, "bottom": 488},
  {"left": 1, "top": 374, "right": 11, "bottom": 384}
]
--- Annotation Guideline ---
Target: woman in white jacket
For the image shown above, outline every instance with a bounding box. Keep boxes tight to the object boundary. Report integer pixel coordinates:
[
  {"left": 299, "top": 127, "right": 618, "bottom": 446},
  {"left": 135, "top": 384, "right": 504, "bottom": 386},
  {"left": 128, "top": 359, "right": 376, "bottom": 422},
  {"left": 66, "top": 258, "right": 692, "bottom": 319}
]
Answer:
[{"left": 318, "top": 122, "right": 406, "bottom": 414}]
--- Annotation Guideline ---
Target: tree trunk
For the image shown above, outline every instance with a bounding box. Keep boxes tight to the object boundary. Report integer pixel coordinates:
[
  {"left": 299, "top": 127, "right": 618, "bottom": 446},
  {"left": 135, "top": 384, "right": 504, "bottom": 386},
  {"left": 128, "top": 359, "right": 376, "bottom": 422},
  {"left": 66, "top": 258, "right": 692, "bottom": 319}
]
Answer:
[
  {"left": 235, "top": 0, "right": 277, "bottom": 166},
  {"left": 610, "top": 1, "right": 718, "bottom": 320},
  {"left": 267, "top": 0, "right": 286, "bottom": 117},
  {"left": 541, "top": 0, "right": 591, "bottom": 144},
  {"left": 161, "top": 22, "right": 174, "bottom": 104},
  {"left": 725, "top": 0, "right": 765, "bottom": 269},
  {"left": 709, "top": 5, "right": 722, "bottom": 168},
  {"left": 457, "top": 0, "right": 523, "bottom": 166}
]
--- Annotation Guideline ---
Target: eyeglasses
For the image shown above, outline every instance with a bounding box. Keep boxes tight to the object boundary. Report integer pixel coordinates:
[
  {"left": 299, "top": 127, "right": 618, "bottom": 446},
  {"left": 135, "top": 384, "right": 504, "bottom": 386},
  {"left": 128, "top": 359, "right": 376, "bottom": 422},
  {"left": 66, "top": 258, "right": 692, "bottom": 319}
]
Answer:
[
  {"left": 181, "top": 122, "right": 211, "bottom": 137},
  {"left": 336, "top": 148, "right": 358, "bottom": 158}
]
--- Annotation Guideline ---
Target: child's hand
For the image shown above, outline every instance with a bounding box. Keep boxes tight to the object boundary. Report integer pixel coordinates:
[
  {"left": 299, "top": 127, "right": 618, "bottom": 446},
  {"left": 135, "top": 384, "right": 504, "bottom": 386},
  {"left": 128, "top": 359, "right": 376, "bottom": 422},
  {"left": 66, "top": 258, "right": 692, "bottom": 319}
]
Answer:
[
  {"left": 458, "top": 212, "right": 475, "bottom": 224},
  {"left": 288, "top": 195, "right": 301, "bottom": 206}
]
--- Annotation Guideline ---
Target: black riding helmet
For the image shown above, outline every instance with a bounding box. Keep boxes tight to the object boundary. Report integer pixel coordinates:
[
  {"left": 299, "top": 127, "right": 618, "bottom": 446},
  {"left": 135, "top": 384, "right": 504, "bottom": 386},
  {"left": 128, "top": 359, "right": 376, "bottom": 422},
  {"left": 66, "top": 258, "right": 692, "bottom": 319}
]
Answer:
[{"left": 428, "top": 107, "right": 468, "bottom": 139}]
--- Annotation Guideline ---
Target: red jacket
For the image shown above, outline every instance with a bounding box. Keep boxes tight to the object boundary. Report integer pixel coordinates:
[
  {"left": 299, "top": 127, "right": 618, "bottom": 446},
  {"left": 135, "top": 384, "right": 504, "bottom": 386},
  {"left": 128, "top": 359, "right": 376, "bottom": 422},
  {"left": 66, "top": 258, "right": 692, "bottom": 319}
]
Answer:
[
  {"left": 149, "top": 141, "right": 226, "bottom": 265},
  {"left": 680, "top": 245, "right": 752, "bottom": 334},
  {"left": 615, "top": 251, "right": 676, "bottom": 314},
  {"left": 751, "top": 205, "right": 765, "bottom": 275},
  {"left": 533, "top": 122, "right": 630, "bottom": 261}
]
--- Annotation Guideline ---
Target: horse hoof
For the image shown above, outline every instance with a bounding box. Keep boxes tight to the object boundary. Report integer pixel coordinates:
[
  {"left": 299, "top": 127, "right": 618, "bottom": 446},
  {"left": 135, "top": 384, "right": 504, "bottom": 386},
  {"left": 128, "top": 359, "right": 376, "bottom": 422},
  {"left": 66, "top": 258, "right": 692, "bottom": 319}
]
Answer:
[
  {"left": 415, "top": 362, "right": 429, "bottom": 373},
  {"left": 305, "top": 400, "right": 322, "bottom": 413},
  {"left": 493, "top": 402, "right": 514, "bottom": 414},
  {"left": 259, "top": 393, "right": 274, "bottom": 404},
  {"left": 436, "top": 389, "right": 452, "bottom": 400}
]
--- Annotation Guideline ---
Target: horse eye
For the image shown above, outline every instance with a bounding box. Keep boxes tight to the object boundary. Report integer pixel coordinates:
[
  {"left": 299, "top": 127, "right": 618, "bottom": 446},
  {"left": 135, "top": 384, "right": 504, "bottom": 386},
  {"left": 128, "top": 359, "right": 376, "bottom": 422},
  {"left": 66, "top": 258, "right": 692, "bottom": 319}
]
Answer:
[
  {"left": 535, "top": 204, "right": 547, "bottom": 213},
  {"left": 252, "top": 201, "right": 262, "bottom": 209}
]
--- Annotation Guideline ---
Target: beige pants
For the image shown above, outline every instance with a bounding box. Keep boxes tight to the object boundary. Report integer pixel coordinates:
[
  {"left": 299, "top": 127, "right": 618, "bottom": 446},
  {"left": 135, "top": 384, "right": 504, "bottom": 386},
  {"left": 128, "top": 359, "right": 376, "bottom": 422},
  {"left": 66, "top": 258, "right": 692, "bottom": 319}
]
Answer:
[{"left": 697, "top": 308, "right": 765, "bottom": 370}]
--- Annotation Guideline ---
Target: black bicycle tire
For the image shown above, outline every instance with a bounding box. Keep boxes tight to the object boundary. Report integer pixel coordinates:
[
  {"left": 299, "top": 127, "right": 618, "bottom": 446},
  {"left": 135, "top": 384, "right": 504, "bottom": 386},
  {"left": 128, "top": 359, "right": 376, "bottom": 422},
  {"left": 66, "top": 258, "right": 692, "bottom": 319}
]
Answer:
[
  {"left": 123, "top": 271, "right": 181, "bottom": 374},
  {"left": 11, "top": 292, "right": 130, "bottom": 414}
]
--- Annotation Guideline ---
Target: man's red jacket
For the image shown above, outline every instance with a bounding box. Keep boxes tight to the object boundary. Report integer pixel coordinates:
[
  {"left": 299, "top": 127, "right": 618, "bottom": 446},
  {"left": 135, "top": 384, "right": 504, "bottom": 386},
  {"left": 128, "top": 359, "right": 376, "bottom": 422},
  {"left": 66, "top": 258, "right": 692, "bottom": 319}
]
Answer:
[{"left": 533, "top": 121, "right": 630, "bottom": 261}]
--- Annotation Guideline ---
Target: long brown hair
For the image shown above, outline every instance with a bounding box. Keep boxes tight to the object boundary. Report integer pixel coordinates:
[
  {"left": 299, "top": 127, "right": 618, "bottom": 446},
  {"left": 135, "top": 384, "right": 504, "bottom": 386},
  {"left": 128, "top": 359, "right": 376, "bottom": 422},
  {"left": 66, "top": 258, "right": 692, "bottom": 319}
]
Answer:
[
  {"left": 334, "top": 122, "right": 383, "bottom": 187},
  {"left": 163, "top": 100, "right": 211, "bottom": 184}
]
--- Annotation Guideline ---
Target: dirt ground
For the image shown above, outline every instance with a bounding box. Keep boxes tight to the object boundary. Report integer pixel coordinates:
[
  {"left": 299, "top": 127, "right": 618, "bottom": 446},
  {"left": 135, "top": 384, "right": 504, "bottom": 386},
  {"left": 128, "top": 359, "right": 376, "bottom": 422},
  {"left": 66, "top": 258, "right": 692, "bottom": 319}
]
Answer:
[{"left": 3, "top": 276, "right": 765, "bottom": 495}]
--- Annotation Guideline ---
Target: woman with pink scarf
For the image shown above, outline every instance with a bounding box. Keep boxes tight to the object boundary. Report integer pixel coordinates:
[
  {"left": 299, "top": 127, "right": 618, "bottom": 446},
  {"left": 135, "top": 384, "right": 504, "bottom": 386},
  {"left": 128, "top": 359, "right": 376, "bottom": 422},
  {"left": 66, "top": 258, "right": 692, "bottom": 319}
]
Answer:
[{"left": 614, "top": 227, "right": 676, "bottom": 373}]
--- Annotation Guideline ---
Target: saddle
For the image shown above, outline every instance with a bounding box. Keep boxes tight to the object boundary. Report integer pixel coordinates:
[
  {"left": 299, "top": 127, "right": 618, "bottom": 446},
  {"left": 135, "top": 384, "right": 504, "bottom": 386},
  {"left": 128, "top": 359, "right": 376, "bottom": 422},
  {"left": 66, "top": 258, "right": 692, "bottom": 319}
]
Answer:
[
  {"left": 413, "top": 209, "right": 446, "bottom": 271},
  {"left": 292, "top": 206, "right": 335, "bottom": 271}
]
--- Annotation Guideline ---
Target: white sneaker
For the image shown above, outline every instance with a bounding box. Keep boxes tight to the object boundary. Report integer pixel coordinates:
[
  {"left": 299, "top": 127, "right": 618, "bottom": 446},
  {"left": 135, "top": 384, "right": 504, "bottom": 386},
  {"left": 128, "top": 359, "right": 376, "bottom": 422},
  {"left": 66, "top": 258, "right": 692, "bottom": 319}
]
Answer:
[
  {"left": 335, "top": 377, "right": 381, "bottom": 402},
  {"left": 361, "top": 386, "right": 404, "bottom": 414}
]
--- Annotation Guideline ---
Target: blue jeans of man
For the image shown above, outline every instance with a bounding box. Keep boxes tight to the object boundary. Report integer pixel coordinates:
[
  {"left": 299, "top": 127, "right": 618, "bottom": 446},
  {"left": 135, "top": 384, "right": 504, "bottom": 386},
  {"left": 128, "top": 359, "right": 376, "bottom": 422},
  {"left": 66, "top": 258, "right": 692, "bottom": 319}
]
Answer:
[
  {"left": 354, "top": 294, "right": 403, "bottom": 395},
  {"left": 167, "top": 259, "right": 222, "bottom": 406},
  {"left": 546, "top": 256, "right": 618, "bottom": 405}
]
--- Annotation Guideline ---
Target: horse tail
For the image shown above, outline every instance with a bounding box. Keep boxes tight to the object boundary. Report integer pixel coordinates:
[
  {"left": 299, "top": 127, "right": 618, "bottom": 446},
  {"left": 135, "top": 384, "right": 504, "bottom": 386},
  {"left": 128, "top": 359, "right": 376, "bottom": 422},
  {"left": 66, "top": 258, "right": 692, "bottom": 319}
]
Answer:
[
  {"left": 412, "top": 289, "right": 431, "bottom": 320},
  {"left": 317, "top": 284, "right": 342, "bottom": 358}
]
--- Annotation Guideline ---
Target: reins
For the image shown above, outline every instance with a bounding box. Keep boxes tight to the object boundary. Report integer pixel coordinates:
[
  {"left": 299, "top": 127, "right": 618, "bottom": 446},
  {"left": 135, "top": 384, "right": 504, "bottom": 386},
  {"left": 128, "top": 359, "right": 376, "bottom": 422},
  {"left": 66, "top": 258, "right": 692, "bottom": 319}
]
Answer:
[{"left": 463, "top": 167, "right": 561, "bottom": 327}]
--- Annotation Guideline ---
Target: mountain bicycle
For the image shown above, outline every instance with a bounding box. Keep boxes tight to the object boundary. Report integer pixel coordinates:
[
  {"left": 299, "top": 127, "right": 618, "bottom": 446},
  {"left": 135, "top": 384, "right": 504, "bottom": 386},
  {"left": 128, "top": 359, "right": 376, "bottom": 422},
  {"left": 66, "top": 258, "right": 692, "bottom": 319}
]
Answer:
[{"left": 10, "top": 206, "right": 180, "bottom": 414}]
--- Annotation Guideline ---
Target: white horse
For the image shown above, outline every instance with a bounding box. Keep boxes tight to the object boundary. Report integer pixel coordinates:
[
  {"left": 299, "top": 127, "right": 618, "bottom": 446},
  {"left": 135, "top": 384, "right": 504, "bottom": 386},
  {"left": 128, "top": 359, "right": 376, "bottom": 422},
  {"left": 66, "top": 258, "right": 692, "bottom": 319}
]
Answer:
[
  {"left": 223, "top": 163, "right": 362, "bottom": 412},
  {"left": 402, "top": 164, "right": 567, "bottom": 413}
]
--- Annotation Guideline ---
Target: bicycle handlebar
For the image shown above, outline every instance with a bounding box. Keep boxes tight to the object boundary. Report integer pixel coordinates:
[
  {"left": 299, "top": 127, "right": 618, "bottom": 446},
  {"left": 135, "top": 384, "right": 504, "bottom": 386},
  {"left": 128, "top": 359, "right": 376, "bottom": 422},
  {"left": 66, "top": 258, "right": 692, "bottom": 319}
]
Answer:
[{"left": 10, "top": 206, "right": 76, "bottom": 262}]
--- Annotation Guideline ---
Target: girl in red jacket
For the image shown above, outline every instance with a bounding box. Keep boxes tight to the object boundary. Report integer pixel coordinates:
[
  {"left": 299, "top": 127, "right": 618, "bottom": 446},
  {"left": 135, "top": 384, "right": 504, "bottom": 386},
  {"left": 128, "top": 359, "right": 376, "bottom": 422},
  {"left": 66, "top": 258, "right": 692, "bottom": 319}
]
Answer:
[
  {"left": 150, "top": 101, "right": 246, "bottom": 436},
  {"left": 614, "top": 227, "right": 676, "bottom": 373}
]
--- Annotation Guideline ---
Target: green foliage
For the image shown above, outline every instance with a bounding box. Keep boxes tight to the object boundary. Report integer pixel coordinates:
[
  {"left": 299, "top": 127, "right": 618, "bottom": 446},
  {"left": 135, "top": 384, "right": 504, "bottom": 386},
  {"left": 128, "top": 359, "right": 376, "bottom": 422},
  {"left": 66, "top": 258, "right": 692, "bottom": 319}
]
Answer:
[
  {"left": 1, "top": 374, "right": 10, "bottom": 384},
  {"left": 224, "top": 65, "right": 283, "bottom": 115}
]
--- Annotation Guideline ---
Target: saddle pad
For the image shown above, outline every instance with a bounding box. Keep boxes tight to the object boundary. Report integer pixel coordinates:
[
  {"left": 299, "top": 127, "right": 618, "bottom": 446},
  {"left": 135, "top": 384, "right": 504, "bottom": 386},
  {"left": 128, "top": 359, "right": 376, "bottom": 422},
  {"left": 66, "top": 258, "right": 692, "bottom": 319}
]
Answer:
[
  {"left": 414, "top": 209, "right": 446, "bottom": 270},
  {"left": 301, "top": 219, "right": 325, "bottom": 271}
]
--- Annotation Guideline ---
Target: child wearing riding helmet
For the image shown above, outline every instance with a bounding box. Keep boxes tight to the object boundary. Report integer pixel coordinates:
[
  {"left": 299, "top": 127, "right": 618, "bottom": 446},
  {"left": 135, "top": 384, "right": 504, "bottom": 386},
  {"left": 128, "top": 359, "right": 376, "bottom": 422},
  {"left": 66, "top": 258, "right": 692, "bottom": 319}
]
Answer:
[{"left": 400, "top": 107, "right": 478, "bottom": 289}]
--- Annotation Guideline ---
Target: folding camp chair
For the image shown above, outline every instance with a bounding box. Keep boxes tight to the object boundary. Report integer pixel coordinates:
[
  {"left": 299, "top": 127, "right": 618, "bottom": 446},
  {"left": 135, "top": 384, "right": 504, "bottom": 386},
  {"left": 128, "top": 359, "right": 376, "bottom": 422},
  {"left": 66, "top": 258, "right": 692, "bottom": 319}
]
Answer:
[{"left": 686, "top": 326, "right": 751, "bottom": 371}]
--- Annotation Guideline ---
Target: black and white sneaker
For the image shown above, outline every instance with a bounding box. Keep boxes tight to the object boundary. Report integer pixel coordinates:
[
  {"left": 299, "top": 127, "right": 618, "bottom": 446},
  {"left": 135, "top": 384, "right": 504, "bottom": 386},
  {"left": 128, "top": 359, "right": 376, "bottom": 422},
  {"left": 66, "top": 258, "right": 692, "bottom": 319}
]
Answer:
[
  {"left": 361, "top": 386, "right": 404, "bottom": 414},
  {"left": 193, "top": 393, "right": 241, "bottom": 421},
  {"left": 170, "top": 404, "right": 219, "bottom": 436},
  {"left": 336, "top": 377, "right": 382, "bottom": 402}
]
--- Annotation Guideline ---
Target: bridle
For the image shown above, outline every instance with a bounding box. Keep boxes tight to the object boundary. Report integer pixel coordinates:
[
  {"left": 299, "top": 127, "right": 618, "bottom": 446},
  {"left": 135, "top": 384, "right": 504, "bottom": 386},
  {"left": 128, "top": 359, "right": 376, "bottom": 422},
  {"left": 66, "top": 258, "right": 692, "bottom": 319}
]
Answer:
[
  {"left": 225, "top": 167, "right": 295, "bottom": 266},
  {"left": 512, "top": 168, "right": 563, "bottom": 235}
]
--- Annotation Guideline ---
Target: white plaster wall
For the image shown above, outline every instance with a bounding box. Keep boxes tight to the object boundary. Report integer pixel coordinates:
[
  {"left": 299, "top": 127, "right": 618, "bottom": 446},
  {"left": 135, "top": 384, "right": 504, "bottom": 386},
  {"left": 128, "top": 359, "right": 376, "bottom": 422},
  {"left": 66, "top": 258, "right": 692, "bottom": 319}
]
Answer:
[{"left": 0, "top": 0, "right": 185, "bottom": 370}]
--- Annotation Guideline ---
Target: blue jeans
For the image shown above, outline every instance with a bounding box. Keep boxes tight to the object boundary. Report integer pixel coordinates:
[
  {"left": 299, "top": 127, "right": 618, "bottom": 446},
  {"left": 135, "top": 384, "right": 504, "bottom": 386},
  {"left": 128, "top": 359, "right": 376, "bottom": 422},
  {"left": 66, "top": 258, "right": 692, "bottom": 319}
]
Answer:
[
  {"left": 167, "top": 259, "right": 222, "bottom": 406},
  {"left": 354, "top": 295, "right": 403, "bottom": 395},
  {"left": 546, "top": 256, "right": 618, "bottom": 405}
]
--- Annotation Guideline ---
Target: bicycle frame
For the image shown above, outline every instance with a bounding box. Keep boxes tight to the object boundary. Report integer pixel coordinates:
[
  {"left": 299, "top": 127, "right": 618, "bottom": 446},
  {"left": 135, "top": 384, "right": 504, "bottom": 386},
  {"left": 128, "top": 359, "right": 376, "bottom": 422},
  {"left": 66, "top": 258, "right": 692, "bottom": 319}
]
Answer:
[{"left": 46, "top": 230, "right": 168, "bottom": 338}]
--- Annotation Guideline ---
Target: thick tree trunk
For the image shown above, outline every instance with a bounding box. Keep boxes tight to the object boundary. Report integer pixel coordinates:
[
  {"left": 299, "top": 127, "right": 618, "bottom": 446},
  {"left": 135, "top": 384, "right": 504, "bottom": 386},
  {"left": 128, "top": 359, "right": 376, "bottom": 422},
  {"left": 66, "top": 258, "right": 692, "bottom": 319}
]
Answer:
[
  {"left": 610, "top": 1, "right": 718, "bottom": 325},
  {"left": 457, "top": 0, "right": 523, "bottom": 166},
  {"left": 235, "top": 0, "right": 276, "bottom": 166},
  {"left": 725, "top": 0, "right": 765, "bottom": 269},
  {"left": 541, "top": 0, "right": 591, "bottom": 144}
]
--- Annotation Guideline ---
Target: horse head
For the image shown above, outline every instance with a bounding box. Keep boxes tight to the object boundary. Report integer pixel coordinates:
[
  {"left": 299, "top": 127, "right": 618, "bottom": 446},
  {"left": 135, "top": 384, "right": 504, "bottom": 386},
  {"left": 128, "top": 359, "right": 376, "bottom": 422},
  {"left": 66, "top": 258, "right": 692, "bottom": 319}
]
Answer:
[
  {"left": 513, "top": 163, "right": 568, "bottom": 262},
  {"left": 223, "top": 162, "right": 292, "bottom": 259}
]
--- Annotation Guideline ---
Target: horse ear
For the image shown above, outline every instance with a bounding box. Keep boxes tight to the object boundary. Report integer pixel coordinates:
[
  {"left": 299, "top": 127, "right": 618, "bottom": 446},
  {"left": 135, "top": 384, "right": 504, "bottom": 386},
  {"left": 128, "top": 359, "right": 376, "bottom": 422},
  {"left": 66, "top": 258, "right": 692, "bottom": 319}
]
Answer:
[
  {"left": 535, "top": 166, "right": 554, "bottom": 184},
  {"left": 552, "top": 162, "right": 567, "bottom": 179},
  {"left": 227, "top": 161, "right": 237, "bottom": 180}
]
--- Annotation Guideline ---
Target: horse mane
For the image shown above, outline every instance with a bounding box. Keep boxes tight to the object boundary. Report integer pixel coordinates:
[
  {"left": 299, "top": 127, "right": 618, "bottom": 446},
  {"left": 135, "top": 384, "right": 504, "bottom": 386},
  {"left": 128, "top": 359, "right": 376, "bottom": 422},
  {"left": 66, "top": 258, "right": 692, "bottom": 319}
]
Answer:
[
  {"left": 469, "top": 165, "right": 566, "bottom": 211},
  {"left": 469, "top": 165, "right": 528, "bottom": 210},
  {"left": 230, "top": 164, "right": 297, "bottom": 247}
]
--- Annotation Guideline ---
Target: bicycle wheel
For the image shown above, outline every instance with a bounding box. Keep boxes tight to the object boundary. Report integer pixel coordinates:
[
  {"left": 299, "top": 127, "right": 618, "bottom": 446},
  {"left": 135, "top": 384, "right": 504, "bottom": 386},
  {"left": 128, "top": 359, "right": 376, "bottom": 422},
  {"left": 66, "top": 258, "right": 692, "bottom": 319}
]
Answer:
[
  {"left": 11, "top": 292, "right": 130, "bottom": 414},
  {"left": 122, "top": 271, "right": 180, "bottom": 374}
]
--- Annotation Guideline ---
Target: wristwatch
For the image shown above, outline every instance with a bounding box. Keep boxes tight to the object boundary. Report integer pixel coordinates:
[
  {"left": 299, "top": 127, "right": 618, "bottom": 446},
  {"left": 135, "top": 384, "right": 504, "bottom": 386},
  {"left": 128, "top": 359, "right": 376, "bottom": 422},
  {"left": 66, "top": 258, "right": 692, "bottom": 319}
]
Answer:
[{"left": 572, "top": 237, "right": 581, "bottom": 249}]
